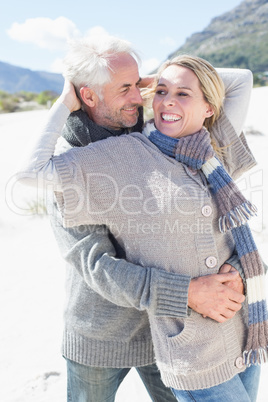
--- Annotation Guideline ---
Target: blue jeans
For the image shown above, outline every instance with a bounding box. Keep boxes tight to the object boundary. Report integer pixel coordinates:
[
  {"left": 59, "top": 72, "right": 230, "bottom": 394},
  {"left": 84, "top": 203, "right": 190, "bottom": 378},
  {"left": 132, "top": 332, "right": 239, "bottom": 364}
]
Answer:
[
  {"left": 66, "top": 358, "right": 177, "bottom": 402},
  {"left": 171, "top": 365, "right": 261, "bottom": 402}
]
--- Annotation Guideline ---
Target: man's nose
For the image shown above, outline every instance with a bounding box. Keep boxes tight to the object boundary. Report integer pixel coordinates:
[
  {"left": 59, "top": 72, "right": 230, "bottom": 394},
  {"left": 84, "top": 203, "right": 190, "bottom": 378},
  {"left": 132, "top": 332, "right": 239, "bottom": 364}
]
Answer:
[{"left": 131, "top": 87, "right": 143, "bottom": 104}]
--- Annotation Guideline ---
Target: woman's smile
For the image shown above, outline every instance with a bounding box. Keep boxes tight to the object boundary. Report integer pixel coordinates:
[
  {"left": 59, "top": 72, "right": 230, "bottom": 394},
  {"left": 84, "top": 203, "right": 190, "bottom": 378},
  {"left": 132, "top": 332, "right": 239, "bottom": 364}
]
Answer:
[{"left": 161, "top": 113, "right": 182, "bottom": 122}]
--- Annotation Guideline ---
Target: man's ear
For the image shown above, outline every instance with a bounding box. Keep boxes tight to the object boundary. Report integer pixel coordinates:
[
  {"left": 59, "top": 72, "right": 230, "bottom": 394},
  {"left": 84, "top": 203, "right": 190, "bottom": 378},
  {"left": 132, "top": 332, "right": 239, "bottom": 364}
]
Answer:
[{"left": 80, "top": 87, "right": 98, "bottom": 107}]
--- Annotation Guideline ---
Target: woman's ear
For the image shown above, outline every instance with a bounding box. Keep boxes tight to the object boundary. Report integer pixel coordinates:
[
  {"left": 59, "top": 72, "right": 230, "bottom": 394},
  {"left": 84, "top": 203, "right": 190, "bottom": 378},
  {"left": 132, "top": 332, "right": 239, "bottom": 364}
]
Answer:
[
  {"left": 205, "top": 105, "right": 214, "bottom": 118},
  {"left": 80, "top": 87, "right": 98, "bottom": 107}
]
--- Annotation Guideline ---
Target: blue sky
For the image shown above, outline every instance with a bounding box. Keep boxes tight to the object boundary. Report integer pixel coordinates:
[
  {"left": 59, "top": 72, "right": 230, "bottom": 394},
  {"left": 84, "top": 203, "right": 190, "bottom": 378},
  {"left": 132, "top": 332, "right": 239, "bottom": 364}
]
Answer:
[{"left": 1, "top": 0, "right": 242, "bottom": 75}]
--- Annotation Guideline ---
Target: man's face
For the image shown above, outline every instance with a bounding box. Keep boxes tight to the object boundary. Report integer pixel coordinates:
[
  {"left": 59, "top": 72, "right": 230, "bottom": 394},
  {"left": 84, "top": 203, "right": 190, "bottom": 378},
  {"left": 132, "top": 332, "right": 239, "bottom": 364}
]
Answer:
[{"left": 91, "top": 54, "right": 143, "bottom": 130}]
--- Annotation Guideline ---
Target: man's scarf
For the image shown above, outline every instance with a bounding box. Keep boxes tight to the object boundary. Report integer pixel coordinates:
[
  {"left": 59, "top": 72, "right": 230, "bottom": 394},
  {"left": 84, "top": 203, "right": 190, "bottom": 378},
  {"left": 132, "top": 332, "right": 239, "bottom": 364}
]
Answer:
[
  {"left": 62, "top": 108, "right": 144, "bottom": 147},
  {"left": 144, "top": 122, "right": 268, "bottom": 366}
]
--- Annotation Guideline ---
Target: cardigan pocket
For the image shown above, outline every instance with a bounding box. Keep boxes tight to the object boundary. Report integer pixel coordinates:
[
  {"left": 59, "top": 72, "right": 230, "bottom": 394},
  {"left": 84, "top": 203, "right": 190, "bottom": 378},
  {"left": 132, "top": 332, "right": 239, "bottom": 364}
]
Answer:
[
  {"left": 165, "top": 317, "right": 196, "bottom": 375},
  {"left": 166, "top": 314, "right": 227, "bottom": 376}
]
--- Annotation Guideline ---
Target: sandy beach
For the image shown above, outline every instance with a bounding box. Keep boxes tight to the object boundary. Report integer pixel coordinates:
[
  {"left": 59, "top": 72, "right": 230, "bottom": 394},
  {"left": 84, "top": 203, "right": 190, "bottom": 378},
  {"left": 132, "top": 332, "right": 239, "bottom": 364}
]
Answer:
[{"left": 1, "top": 86, "right": 268, "bottom": 401}]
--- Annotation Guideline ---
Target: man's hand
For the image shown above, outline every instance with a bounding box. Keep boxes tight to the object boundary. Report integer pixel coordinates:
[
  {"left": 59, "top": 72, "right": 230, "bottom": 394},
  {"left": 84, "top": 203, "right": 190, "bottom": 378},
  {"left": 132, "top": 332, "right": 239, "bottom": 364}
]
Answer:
[
  {"left": 188, "top": 272, "right": 245, "bottom": 323},
  {"left": 219, "top": 263, "right": 244, "bottom": 294}
]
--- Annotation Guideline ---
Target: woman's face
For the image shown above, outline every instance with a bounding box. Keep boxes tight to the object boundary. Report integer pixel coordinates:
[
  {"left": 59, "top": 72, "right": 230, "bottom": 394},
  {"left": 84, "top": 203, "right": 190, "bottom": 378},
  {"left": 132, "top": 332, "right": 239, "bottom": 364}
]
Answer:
[{"left": 152, "top": 64, "right": 214, "bottom": 138}]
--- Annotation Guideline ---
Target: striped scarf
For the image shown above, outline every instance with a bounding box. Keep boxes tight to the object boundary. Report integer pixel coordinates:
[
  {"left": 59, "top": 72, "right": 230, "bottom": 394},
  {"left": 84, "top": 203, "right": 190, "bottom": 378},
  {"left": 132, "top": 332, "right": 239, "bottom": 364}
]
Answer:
[{"left": 144, "top": 122, "right": 268, "bottom": 366}]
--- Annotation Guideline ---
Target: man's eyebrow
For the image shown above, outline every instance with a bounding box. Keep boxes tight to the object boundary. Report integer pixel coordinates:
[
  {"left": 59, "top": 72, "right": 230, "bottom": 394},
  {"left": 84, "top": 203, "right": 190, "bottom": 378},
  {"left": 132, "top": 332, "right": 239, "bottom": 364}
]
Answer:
[
  {"left": 120, "top": 83, "right": 132, "bottom": 89},
  {"left": 121, "top": 78, "right": 141, "bottom": 89}
]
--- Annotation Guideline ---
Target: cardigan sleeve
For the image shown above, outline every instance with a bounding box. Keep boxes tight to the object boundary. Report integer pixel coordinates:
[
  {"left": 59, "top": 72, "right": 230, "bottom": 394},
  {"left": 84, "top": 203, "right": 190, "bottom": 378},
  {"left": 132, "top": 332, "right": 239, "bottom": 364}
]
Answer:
[
  {"left": 212, "top": 69, "right": 256, "bottom": 179},
  {"left": 217, "top": 68, "right": 253, "bottom": 135},
  {"left": 211, "top": 111, "right": 256, "bottom": 180},
  {"left": 50, "top": 198, "right": 191, "bottom": 317},
  {"left": 15, "top": 101, "right": 71, "bottom": 189}
]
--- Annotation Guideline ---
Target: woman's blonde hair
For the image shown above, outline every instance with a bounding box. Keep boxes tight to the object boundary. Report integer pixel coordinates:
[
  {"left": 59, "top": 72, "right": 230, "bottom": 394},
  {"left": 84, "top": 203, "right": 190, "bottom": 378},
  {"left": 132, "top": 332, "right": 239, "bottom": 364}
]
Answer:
[{"left": 144, "top": 54, "right": 225, "bottom": 130}]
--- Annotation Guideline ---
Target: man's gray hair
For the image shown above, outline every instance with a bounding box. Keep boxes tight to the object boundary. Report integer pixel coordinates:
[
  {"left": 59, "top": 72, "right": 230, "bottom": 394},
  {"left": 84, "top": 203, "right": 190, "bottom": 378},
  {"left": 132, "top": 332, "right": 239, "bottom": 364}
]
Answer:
[{"left": 63, "top": 35, "right": 140, "bottom": 99}]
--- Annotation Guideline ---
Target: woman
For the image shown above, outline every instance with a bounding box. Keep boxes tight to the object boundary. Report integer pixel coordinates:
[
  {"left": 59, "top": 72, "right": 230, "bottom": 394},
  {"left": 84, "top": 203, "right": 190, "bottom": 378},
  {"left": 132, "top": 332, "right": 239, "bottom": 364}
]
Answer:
[{"left": 17, "top": 55, "right": 267, "bottom": 401}]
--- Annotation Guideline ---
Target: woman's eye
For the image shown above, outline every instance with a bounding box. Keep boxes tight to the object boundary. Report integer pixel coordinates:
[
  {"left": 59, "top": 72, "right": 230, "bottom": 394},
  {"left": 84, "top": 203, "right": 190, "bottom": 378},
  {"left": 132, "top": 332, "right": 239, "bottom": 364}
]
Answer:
[
  {"left": 178, "top": 92, "right": 188, "bottom": 97},
  {"left": 156, "top": 90, "right": 166, "bottom": 95}
]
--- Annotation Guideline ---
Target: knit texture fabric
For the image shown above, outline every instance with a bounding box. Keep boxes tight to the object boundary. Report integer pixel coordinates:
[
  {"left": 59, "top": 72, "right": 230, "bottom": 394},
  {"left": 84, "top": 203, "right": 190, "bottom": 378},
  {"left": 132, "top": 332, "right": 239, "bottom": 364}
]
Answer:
[
  {"left": 41, "top": 103, "right": 254, "bottom": 388},
  {"left": 62, "top": 107, "right": 144, "bottom": 147},
  {"left": 144, "top": 122, "right": 268, "bottom": 366}
]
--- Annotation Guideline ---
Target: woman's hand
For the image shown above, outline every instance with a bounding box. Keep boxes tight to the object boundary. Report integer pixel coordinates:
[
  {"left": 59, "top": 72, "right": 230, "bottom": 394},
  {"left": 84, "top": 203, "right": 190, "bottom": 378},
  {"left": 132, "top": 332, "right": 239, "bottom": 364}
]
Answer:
[
  {"left": 58, "top": 80, "right": 81, "bottom": 112},
  {"left": 188, "top": 272, "right": 245, "bottom": 323},
  {"left": 219, "top": 263, "right": 244, "bottom": 294},
  {"left": 139, "top": 74, "right": 156, "bottom": 88}
]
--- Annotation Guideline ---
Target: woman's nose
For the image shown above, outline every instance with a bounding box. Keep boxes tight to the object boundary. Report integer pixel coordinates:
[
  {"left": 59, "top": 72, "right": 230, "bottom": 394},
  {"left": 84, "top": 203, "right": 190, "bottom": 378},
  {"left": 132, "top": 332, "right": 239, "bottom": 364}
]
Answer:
[{"left": 162, "top": 94, "right": 175, "bottom": 107}]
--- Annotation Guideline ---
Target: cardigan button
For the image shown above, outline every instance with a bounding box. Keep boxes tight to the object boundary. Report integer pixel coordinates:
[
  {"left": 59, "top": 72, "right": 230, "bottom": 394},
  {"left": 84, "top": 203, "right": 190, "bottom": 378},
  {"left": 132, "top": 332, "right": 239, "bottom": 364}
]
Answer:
[
  {"left": 235, "top": 356, "right": 244, "bottom": 369},
  {"left": 201, "top": 205, "right": 212, "bottom": 217},
  {"left": 205, "top": 256, "right": 218, "bottom": 268}
]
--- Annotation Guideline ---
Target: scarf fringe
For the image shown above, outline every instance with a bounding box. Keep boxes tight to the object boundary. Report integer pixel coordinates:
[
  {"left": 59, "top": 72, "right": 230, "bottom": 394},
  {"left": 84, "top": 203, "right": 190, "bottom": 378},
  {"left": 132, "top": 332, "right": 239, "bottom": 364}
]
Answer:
[
  {"left": 243, "top": 347, "right": 268, "bottom": 366},
  {"left": 219, "top": 201, "right": 258, "bottom": 233}
]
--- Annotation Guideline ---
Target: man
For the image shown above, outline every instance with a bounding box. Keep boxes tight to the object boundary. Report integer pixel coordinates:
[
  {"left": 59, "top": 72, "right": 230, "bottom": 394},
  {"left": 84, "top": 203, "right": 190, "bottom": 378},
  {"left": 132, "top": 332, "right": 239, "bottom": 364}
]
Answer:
[{"left": 49, "top": 35, "right": 249, "bottom": 401}]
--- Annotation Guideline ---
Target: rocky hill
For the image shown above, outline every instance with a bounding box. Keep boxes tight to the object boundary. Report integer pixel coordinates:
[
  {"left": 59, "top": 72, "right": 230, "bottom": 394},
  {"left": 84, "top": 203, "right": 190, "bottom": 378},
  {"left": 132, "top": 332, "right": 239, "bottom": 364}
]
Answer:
[
  {"left": 168, "top": 0, "right": 268, "bottom": 73},
  {"left": 0, "top": 61, "right": 64, "bottom": 94},
  {"left": 1, "top": 0, "right": 268, "bottom": 94}
]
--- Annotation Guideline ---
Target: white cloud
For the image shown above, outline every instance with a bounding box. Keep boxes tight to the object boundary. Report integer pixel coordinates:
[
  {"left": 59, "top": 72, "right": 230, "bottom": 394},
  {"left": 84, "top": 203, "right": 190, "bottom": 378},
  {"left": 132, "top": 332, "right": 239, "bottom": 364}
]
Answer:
[
  {"left": 140, "top": 58, "right": 161, "bottom": 75},
  {"left": 84, "top": 26, "right": 110, "bottom": 39},
  {"left": 7, "top": 17, "right": 81, "bottom": 50},
  {"left": 160, "top": 36, "right": 176, "bottom": 48},
  {"left": 50, "top": 57, "right": 64, "bottom": 73}
]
